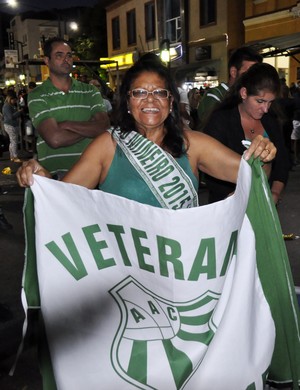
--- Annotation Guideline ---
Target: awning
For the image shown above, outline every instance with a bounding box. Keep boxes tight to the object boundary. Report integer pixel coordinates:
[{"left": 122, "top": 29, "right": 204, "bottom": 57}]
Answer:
[{"left": 246, "top": 32, "right": 300, "bottom": 58}]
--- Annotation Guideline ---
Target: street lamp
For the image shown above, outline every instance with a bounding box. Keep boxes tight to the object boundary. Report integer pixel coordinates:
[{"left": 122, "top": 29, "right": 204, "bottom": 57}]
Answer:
[
  {"left": 7, "top": 0, "right": 18, "bottom": 7},
  {"left": 6, "top": 1, "right": 79, "bottom": 38},
  {"left": 160, "top": 39, "right": 171, "bottom": 67},
  {"left": 69, "top": 22, "right": 79, "bottom": 32}
]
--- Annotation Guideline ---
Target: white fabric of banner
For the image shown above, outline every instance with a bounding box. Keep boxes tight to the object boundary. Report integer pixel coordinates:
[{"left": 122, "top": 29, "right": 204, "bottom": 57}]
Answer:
[{"left": 31, "top": 158, "right": 275, "bottom": 390}]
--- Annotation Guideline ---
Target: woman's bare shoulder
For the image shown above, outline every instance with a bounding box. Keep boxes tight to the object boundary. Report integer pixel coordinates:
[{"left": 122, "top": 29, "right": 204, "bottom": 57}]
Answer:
[
  {"left": 184, "top": 128, "right": 214, "bottom": 147},
  {"left": 86, "top": 130, "right": 116, "bottom": 151}
]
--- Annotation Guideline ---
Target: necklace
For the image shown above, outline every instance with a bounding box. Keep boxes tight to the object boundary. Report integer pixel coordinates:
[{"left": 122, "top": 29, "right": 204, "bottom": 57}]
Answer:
[{"left": 250, "top": 128, "right": 255, "bottom": 134}]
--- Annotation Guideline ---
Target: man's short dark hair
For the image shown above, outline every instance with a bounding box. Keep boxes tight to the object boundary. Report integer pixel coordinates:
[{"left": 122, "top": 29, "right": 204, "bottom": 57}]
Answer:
[
  {"left": 228, "top": 46, "right": 263, "bottom": 74},
  {"left": 43, "top": 37, "right": 72, "bottom": 59}
]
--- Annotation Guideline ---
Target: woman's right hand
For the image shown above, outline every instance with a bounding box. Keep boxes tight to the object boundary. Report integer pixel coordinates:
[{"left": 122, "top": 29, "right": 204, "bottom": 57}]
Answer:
[{"left": 16, "top": 159, "right": 51, "bottom": 187}]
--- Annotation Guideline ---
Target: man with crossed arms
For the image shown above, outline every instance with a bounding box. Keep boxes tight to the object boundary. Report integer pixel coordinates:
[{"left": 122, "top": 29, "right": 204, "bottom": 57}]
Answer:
[{"left": 28, "top": 37, "right": 110, "bottom": 179}]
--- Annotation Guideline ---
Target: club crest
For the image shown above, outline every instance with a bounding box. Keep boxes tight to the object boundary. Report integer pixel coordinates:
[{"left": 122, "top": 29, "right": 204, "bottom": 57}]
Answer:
[{"left": 110, "top": 276, "right": 220, "bottom": 389}]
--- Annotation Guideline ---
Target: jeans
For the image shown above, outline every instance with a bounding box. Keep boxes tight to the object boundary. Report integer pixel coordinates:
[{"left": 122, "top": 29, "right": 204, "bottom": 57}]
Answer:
[{"left": 3, "top": 123, "right": 19, "bottom": 159}]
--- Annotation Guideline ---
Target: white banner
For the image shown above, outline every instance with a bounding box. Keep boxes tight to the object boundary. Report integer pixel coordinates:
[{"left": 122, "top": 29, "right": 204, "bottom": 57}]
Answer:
[
  {"left": 4, "top": 49, "right": 18, "bottom": 68},
  {"left": 31, "top": 159, "right": 275, "bottom": 389}
]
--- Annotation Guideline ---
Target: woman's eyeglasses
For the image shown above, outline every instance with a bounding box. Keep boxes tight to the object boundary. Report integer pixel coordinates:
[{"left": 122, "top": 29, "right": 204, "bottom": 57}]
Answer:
[{"left": 128, "top": 88, "right": 171, "bottom": 100}]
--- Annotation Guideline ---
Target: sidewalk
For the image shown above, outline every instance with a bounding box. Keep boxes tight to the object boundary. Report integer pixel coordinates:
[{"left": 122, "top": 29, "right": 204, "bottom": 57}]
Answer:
[{"left": 0, "top": 151, "right": 299, "bottom": 388}]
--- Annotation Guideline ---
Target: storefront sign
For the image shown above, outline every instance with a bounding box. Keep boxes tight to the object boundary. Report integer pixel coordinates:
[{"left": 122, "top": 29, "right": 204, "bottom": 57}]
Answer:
[{"left": 5, "top": 50, "right": 18, "bottom": 68}]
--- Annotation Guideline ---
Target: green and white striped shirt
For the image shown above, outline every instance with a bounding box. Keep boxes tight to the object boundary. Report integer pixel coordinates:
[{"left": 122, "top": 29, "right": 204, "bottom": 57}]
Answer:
[{"left": 28, "top": 77, "right": 106, "bottom": 176}]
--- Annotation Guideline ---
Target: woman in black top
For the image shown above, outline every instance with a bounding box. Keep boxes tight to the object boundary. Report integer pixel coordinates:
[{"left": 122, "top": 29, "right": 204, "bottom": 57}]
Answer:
[{"left": 203, "top": 62, "right": 290, "bottom": 205}]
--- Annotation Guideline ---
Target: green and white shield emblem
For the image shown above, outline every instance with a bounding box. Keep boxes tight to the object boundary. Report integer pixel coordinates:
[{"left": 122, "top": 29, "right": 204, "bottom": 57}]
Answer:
[{"left": 110, "top": 277, "right": 220, "bottom": 389}]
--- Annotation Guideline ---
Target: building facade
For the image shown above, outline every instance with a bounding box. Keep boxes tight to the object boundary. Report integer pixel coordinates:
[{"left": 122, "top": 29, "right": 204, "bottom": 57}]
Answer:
[
  {"left": 105, "top": 0, "right": 300, "bottom": 90},
  {"left": 104, "top": 0, "right": 159, "bottom": 89},
  {"left": 104, "top": 0, "right": 245, "bottom": 89},
  {"left": 3, "top": 14, "right": 61, "bottom": 86},
  {"left": 1, "top": 9, "right": 82, "bottom": 87},
  {"left": 244, "top": 0, "right": 300, "bottom": 85}
]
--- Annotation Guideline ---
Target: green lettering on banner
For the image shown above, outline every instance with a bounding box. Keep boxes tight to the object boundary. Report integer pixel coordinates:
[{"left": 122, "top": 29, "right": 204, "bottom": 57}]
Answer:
[
  {"left": 163, "top": 183, "right": 185, "bottom": 198},
  {"left": 141, "top": 154, "right": 165, "bottom": 170},
  {"left": 220, "top": 230, "right": 238, "bottom": 276},
  {"left": 138, "top": 148, "right": 162, "bottom": 166},
  {"left": 148, "top": 300, "right": 160, "bottom": 315},
  {"left": 146, "top": 158, "right": 169, "bottom": 175},
  {"left": 131, "top": 228, "right": 154, "bottom": 273},
  {"left": 136, "top": 143, "right": 155, "bottom": 159},
  {"left": 131, "top": 308, "right": 146, "bottom": 323},
  {"left": 107, "top": 224, "right": 132, "bottom": 266},
  {"left": 126, "top": 133, "right": 145, "bottom": 149},
  {"left": 82, "top": 224, "right": 116, "bottom": 270},
  {"left": 152, "top": 166, "right": 175, "bottom": 181},
  {"left": 188, "top": 238, "right": 216, "bottom": 281},
  {"left": 45, "top": 233, "right": 88, "bottom": 280},
  {"left": 167, "top": 307, "right": 178, "bottom": 321},
  {"left": 157, "top": 236, "right": 184, "bottom": 279}
]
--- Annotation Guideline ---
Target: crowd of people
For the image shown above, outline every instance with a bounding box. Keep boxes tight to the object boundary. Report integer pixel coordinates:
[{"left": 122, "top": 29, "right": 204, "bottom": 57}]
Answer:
[{"left": 0, "top": 36, "right": 299, "bottom": 387}]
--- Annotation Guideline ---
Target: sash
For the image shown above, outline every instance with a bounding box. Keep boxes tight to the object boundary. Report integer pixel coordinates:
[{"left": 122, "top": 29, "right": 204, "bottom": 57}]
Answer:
[{"left": 109, "top": 128, "right": 199, "bottom": 209}]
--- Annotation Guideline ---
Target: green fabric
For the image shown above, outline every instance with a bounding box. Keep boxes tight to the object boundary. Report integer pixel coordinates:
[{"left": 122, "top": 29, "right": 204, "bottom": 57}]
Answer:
[
  {"left": 23, "top": 189, "right": 57, "bottom": 390},
  {"left": 28, "top": 78, "right": 106, "bottom": 175},
  {"left": 246, "top": 158, "right": 300, "bottom": 388},
  {"left": 23, "top": 188, "right": 40, "bottom": 307},
  {"left": 197, "top": 82, "right": 229, "bottom": 125}
]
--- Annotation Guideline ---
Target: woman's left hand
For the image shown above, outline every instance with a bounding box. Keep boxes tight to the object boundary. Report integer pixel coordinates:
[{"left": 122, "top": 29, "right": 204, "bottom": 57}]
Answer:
[{"left": 244, "top": 135, "right": 276, "bottom": 163}]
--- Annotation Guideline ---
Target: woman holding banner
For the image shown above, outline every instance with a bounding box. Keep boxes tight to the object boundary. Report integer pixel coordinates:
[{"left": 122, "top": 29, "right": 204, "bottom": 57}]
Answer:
[
  {"left": 17, "top": 54, "right": 300, "bottom": 390},
  {"left": 17, "top": 53, "right": 275, "bottom": 200}
]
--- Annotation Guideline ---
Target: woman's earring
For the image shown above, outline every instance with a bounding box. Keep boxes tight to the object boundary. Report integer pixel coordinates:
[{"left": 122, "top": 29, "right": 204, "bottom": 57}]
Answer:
[{"left": 127, "top": 109, "right": 131, "bottom": 114}]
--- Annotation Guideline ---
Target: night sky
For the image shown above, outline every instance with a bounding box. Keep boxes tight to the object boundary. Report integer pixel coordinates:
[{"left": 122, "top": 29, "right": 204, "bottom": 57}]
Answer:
[{"left": 1, "top": 0, "right": 106, "bottom": 13}]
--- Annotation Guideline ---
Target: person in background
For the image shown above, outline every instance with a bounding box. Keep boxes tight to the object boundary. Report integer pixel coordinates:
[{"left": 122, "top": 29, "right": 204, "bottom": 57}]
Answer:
[
  {"left": 203, "top": 62, "right": 290, "bottom": 206},
  {"left": 198, "top": 46, "right": 263, "bottom": 128},
  {"left": 188, "top": 88, "right": 201, "bottom": 130},
  {"left": 279, "top": 77, "right": 291, "bottom": 99},
  {"left": 89, "top": 79, "right": 113, "bottom": 115},
  {"left": 2, "top": 91, "right": 23, "bottom": 163},
  {"left": 289, "top": 81, "right": 298, "bottom": 98},
  {"left": 175, "top": 72, "right": 191, "bottom": 126},
  {"left": 78, "top": 74, "right": 88, "bottom": 83},
  {"left": 22, "top": 82, "right": 37, "bottom": 155},
  {"left": 274, "top": 81, "right": 296, "bottom": 165},
  {"left": 291, "top": 109, "right": 300, "bottom": 165},
  {"left": 28, "top": 37, "right": 110, "bottom": 179}
]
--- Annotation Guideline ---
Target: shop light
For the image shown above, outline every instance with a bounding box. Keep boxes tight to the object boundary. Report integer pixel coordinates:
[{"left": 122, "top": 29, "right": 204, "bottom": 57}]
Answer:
[
  {"left": 100, "top": 53, "right": 134, "bottom": 69},
  {"left": 5, "top": 79, "right": 16, "bottom": 86},
  {"left": 161, "top": 48, "right": 170, "bottom": 63}
]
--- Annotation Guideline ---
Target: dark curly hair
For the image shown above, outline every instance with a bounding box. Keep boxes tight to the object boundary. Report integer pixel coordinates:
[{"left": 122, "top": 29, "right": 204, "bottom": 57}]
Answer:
[{"left": 114, "top": 52, "right": 186, "bottom": 157}]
